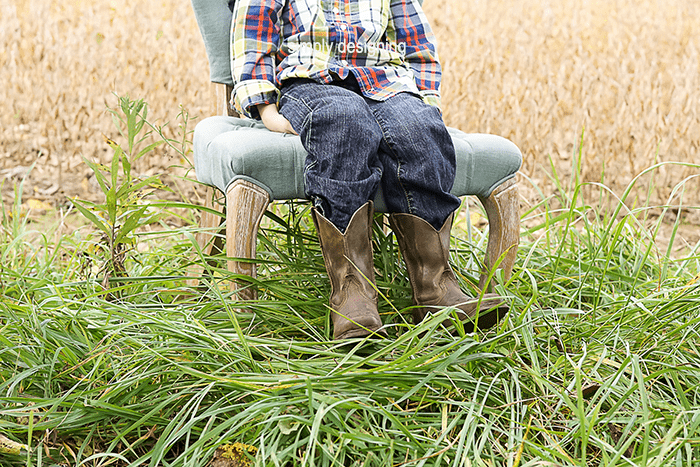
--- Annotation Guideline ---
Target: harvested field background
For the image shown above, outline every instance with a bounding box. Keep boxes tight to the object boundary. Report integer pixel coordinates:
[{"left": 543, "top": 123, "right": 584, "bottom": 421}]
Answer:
[{"left": 1, "top": 0, "right": 699, "bottom": 224}]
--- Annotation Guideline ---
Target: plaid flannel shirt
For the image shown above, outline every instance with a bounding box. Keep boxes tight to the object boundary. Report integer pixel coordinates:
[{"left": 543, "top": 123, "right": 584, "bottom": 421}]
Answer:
[{"left": 231, "top": 0, "right": 443, "bottom": 118}]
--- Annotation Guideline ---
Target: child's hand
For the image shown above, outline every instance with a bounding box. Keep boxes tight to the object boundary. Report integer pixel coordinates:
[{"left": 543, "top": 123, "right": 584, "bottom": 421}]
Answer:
[{"left": 258, "top": 103, "right": 297, "bottom": 134}]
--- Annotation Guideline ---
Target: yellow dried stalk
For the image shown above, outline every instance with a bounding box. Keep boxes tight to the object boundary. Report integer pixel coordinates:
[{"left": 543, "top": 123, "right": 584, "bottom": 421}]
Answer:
[
  {"left": 0, "top": 433, "right": 28, "bottom": 455},
  {"left": 1, "top": 0, "right": 699, "bottom": 209},
  {"left": 426, "top": 0, "right": 700, "bottom": 207},
  {"left": 209, "top": 442, "right": 258, "bottom": 467}
]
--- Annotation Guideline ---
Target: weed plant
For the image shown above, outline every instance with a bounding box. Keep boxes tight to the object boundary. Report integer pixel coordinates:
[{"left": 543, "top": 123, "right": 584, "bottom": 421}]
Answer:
[{"left": 1, "top": 108, "right": 699, "bottom": 466}]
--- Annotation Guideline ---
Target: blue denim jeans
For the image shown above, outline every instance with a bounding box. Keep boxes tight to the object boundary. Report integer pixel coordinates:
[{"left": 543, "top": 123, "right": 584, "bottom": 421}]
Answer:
[{"left": 279, "top": 77, "right": 461, "bottom": 231}]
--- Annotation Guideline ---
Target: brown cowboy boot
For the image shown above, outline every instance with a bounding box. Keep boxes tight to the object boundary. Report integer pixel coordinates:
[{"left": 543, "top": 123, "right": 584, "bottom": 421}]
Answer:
[
  {"left": 388, "top": 212, "right": 508, "bottom": 332},
  {"left": 312, "top": 202, "right": 387, "bottom": 340}
]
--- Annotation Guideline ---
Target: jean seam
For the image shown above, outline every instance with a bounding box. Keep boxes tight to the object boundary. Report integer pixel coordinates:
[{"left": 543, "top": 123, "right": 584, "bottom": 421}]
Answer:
[
  {"left": 305, "top": 110, "right": 314, "bottom": 155},
  {"left": 371, "top": 106, "right": 414, "bottom": 214}
]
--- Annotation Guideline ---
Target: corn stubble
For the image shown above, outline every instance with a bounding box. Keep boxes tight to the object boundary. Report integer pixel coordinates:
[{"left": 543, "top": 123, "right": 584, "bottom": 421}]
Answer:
[
  {"left": 1, "top": 0, "right": 699, "bottom": 208},
  {"left": 431, "top": 0, "right": 700, "bottom": 208}
]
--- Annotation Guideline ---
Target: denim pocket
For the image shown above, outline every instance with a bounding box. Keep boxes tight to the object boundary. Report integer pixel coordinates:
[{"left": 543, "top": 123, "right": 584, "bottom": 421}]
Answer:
[{"left": 279, "top": 93, "right": 311, "bottom": 139}]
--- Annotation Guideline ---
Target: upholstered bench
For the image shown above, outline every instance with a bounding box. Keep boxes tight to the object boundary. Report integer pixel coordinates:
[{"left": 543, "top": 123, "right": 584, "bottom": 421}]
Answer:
[
  {"left": 194, "top": 116, "right": 521, "bottom": 212},
  {"left": 188, "top": 0, "right": 522, "bottom": 300}
]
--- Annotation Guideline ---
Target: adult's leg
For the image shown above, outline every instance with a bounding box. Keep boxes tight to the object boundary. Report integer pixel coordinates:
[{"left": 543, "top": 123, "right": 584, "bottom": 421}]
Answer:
[{"left": 279, "top": 79, "right": 384, "bottom": 232}]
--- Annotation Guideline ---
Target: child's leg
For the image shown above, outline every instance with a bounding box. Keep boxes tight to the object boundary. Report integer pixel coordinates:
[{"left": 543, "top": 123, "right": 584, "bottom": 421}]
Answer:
[
  {"left": 278, "top": 79, "right": 387, "bottom": 339},
  {"left": 279, "top": 79, "right": 384, "bottom": 232},
  {"left": 369, "top": 93, "right": 508, "bottom": 331},
  {"left": 366, "top": 93, "right": 462, "bottom": 230}
]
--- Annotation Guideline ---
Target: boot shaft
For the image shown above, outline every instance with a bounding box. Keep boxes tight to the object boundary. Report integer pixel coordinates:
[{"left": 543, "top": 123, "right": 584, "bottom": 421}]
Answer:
[
  {"left": 312, "top": 202, "right": 376, "bottom": 293},
  {"left": 389, "top": 212, "right": 458, "bottom": 304}
]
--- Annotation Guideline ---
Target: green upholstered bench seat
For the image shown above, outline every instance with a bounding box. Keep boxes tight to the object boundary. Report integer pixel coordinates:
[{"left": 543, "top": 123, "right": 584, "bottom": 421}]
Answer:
[{"left": 193, "top": 116, "right": 522, "bottom": 211}]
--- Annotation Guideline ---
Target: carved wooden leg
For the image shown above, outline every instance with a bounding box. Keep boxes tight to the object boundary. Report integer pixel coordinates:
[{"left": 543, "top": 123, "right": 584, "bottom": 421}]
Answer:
[
  {"left": 187, "top": 185, "right": 225, "bottom": 287},
  {"left": 477, "top": 178, "right": 520, "bottom": 291},
  {"left": 226, "top": 179, "right": 270, "bottom": 300},
  {"left": 212, "top": 83, "right": 238, "bottom": 117}
]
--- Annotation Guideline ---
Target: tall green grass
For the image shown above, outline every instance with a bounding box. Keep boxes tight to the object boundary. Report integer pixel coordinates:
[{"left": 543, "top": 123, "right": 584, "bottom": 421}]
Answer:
[{"left": 1, "top": 109, "right": 699, "bottom": 466}]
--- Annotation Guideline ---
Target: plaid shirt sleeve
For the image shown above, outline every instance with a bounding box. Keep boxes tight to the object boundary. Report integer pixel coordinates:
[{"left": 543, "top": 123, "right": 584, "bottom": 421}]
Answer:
[
  {"left": 389, "top": 0, "right": 443, "bottom": 109},
  {"left": 231, "top": 0, "right": 284, "bottom": 118}
]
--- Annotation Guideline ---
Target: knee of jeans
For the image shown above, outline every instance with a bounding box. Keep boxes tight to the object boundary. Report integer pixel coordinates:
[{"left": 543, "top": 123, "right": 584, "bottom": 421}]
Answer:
[{"left": 408, "top": 106, "right": 446, "bottom": 134}]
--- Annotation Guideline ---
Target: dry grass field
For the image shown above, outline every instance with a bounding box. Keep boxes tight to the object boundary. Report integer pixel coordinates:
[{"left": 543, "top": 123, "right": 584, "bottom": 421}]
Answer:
[{"left": 1, "top": 0, "right": 699, "bottom": 222}]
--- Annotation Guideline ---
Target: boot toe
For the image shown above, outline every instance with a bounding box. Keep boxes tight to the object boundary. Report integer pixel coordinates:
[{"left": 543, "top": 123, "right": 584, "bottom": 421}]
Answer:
[
  {"left": 413, "top": 295, "right": 509, "bottom": 334},
  {"left": 334, "top": 323, "right": 387, "bottom": 340},
  {"left": 332, "top": 310, "right": 387, "bottom": 340},
  {"left": 457, "top": 295, "right": 508, "bottom": 332}
]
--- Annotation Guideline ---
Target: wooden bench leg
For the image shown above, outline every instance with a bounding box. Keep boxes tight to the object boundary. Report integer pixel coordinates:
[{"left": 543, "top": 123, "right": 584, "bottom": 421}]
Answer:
[
  {"left": 477, "top": 178, "right": 520, "bottom": 291},
  {"left": 187, "top": 185, "right": 225, "bottom": 288},
  {"left": 226, "top": 179, "right": 270, "bottom": 301}
]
